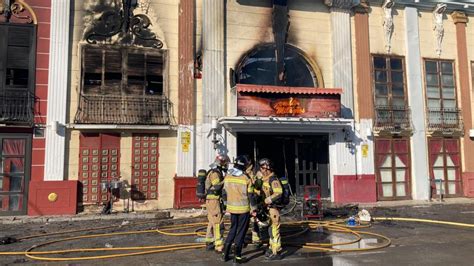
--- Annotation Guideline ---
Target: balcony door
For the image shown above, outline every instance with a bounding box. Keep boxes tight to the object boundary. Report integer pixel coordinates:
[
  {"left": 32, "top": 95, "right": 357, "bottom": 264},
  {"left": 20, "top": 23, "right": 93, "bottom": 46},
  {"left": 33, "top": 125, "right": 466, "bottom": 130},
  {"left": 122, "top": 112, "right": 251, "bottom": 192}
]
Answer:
[
  {"left": 0, "top": 135, "right": 31, "bottom": 216},
  {"left": 0, "top": 23, "right": 36, "bottom": 125},
  {"left": 428, "top": 138, "right": 462, "bottom": 197}
]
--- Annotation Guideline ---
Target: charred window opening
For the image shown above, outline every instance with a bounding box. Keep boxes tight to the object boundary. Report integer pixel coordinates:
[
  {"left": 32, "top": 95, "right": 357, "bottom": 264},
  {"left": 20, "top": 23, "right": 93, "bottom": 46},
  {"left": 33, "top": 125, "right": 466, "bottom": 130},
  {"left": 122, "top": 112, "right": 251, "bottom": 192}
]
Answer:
[
  {"left": 236, "top": 43, "right": 318, "bottom": 87},
  {"left": 81, "top": 45, "right": 165, "bottom": 96}
]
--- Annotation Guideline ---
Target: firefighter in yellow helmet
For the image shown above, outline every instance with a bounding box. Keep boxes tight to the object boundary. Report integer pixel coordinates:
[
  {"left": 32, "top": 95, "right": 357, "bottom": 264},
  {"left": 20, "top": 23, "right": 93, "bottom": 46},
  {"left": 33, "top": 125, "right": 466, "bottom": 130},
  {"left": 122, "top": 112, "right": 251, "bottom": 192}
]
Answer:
[
  {"left": 258, "top": 158, "right": 283, "bottom": 260},
  {"left": 204, "top": 154, "right": 230, "bottom": 252},
  {"left": 221, "top": 155, "right": 257, "bottom": 264}
]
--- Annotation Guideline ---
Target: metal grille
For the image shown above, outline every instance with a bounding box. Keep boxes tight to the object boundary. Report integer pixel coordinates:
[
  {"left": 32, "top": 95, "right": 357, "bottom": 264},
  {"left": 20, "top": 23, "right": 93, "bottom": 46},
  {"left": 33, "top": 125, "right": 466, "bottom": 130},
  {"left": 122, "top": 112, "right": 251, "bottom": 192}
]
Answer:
[
  {"left": 74, "top": 94, "right": 171, "bottom": 125},
  {"left": 426, "top": 107, "right": 463, "bottom": 133},
  {"left": 374, "top": 105, "right": 412, "bottom": 133},
  {"left": 0, "top": 91, "right": 34, "bottom": 126}
]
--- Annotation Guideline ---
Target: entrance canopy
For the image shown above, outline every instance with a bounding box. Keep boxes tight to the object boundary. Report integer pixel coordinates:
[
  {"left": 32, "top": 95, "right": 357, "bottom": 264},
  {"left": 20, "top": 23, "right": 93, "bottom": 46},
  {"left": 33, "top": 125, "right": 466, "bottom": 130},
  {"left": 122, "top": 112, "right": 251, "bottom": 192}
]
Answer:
[{"left": 219, "top": 116, "right": 352, "bottom": 134}]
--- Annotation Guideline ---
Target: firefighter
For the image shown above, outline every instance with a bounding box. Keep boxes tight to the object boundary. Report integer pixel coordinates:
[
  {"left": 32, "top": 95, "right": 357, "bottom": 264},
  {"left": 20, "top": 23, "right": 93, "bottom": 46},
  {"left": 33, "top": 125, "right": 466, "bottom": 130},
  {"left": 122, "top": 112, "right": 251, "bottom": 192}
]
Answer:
[
  {"left": 250, "top": 170, "right": 264, "bottom": 248},
  {"left": 221, "top": 155, "right": 257, "bottom": 264},
  {"left": 258, "top": 158, "right": 283, "bottom": 260},
  {"left": 204, "top": 154, "right": 230, "bottom": 252}
]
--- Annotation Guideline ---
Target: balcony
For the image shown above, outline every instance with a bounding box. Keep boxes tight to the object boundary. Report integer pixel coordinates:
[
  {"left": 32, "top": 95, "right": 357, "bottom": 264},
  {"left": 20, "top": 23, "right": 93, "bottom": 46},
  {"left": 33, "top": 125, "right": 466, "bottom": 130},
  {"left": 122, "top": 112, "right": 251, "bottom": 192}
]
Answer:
[
  {"left": 426, "top": 107, "right": 463, "bottom": 136},
  {"left": 74, "top": 94, "right": 171, "bottom": 125},
  {"left": 373, "top": 105, "right": 412, "bottom": 135},
  {"left": 0, "top": 91, "right": 35, "bottom": 126}
]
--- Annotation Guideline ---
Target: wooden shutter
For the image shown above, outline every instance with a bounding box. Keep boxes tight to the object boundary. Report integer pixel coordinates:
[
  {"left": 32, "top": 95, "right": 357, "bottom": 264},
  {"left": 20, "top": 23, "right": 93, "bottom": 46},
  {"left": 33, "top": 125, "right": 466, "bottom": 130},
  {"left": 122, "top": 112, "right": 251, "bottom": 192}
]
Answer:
[
  {"left": 126, "top": 52, "right": 145, "bottom": 95},
  {"left": 103, "top": 49, "right": 122, "bottom": 95},
  {"left": 82, "top": 47, "right": 103, "bottom": 94}
]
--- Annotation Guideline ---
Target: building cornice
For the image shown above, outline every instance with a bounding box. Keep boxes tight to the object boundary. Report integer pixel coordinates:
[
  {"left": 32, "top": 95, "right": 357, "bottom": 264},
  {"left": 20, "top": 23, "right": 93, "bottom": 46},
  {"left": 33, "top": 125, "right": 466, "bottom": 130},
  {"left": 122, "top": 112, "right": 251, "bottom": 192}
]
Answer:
[{"left": 324, "top": 0, "right": 354, "bottom": 10}]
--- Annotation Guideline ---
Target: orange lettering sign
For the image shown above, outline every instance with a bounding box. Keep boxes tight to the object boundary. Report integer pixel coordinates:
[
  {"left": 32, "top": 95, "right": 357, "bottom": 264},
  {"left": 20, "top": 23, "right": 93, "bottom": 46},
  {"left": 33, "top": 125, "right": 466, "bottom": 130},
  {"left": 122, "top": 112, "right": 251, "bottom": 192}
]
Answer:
[{"left": 272, "top": 97, "right": 305, "bottom": 115}]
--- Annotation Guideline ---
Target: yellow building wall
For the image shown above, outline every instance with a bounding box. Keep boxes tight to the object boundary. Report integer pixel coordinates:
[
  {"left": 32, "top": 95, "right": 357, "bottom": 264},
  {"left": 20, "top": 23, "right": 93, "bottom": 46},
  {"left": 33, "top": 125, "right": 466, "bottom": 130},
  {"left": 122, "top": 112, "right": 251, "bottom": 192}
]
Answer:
[{"left": 66, "top": 0, "right": 180, "bottom": 210}]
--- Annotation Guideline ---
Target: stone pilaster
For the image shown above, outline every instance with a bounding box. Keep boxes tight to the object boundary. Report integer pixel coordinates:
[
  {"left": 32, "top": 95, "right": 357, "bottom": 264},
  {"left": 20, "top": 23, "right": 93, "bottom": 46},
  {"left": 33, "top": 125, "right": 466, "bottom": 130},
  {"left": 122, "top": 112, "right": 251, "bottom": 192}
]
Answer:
[{"left": 44, "top": 0, "right": 70, "bottom": 181}]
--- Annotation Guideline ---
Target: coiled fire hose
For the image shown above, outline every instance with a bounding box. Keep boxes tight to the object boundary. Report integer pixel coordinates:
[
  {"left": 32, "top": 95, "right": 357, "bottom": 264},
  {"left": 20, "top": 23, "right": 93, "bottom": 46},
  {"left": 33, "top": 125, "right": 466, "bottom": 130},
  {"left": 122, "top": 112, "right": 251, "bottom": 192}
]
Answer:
[{"left": 0, "top": 217, "right": 472, "bottom": 261}]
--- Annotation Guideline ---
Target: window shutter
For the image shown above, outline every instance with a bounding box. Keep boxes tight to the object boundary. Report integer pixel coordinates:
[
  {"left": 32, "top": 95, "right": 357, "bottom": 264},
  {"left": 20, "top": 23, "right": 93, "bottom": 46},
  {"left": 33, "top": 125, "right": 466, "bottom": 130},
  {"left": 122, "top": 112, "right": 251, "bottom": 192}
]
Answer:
[
  {"left": 83, "top": 47, "right": 103, "bottom": 94},
  {"left": 145, "top": 54, "right": 163, "bottom": 95},
  {"left": 127, "top": 52, "right": 145, "bottom": 95},
  {"left": 103, "top": 49, "right": 122, "bottom": 95}
]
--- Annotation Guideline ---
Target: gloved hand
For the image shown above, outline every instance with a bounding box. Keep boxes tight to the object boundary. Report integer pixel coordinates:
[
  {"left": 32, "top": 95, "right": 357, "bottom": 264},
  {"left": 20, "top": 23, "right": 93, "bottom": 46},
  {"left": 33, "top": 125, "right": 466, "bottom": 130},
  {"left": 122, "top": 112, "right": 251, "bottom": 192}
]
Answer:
[{"left": 264, "top": 197, "right": 272, "bottom": 205}]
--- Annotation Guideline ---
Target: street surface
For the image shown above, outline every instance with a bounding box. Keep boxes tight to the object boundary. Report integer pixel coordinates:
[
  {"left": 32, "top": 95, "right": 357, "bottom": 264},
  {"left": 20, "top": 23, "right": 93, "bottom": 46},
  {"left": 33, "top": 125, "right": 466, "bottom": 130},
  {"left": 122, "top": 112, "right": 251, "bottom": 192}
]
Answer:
[{"left": 1, "top": 203, "right": 474, "bottom": 265}]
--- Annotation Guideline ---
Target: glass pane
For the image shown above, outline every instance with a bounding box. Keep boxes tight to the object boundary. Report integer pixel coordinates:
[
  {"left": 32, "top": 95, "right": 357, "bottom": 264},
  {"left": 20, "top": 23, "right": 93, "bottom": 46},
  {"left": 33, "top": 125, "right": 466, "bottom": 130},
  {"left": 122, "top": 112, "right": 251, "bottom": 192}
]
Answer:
[
  {"left": 395, "top": 156, "right": 406, "bottom": 167},
  {"left": 374, "top": 57, "right": 386, "bottom": 69},
  {"left": 390, "top": 58, "right": 403, "bottom": 70},
  {"left": 448, "top": 182, "right": 456, "bottom": 195},
  {"left": 392, "top": 98, "right": 405, "bottom": 107},
  {"left": 0, "top": 195, "right": 23, "bottom": 211},
  {"left": 441, "top": 62, "right": 453, "bottom": 73},
  {"left": 447, "top": 168, "right": 456, "bottom": 180},
  {"left": 375, "top": 84, "right": 388, "bottom": 96},
  {"left": 376, "top": 97, "right": 388, "bottom": 106},
  {"left": 426, "top": 74, "right": 439, "bottom": 86},
  {"left": 395, "top": 168, "right": 405, "bottom": 182},
  {"left": 396, "top": 183, "right": 406, "bottom": 197},
  {"left": 380, "top": 169, "right": 392, "bottom": 182},
  {"left": 442, "top": 75, "right": 454, "bottom": 87},
  {"left": 428, "top": 99, "right": 441, "bottom": 108},
  {"left": 9, "top": 176, "right": 23, "bottom": 192},
  {"left": 4, "top": 158, "right": 25, "bottom": 173},
  {"left": 382, "top": 184, "right": 393, "bottom": 197},
  {"left": 2, "top": 139, "right": 26, "bottom": 155},
  {"left": 442, "top": 87, "right": 455, "bottom": 99},
  {"left": 392, "top": 83, "right": 404, "bottom": 97},
  {"left": 391, "top": 72, "right": 403, "bottom": 83},
  {"left": 381, "top": 156, "right": 392, "bottom": 168},
  {"left": 0, "top": 176, "right": 2, "bottom": 190},
  {"left": 434, "top": 168, "right": 444, "bottom": 180},
  {"left": 427, "top": 86, "right": 440, "bottom": 98},
  {"left": 434, "top": 156, "right": 444, "bottom": 167},
  {"left": 425, "top": 61, "right": 438, "bottom": 73},
  {"left": 375, "top": 71, "right": 387, "bottom": 82},
  {"left": 443, "top": 99, "right": 456, "bottom": 109}
]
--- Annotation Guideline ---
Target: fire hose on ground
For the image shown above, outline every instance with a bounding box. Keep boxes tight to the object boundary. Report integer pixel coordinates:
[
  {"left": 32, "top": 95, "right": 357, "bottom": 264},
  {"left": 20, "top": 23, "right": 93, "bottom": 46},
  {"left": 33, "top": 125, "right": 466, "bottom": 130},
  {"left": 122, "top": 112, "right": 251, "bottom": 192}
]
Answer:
[{"left": 0, "top": 217, "right": 473, "bottom": 261}]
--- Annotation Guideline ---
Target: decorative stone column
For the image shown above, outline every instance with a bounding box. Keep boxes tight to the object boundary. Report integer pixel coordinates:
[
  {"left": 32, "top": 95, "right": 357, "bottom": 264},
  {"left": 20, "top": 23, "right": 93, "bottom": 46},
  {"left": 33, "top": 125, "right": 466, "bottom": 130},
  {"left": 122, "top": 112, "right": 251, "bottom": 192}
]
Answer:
[
  {"left": 451, "top": 11, "right": 474, "bottom": 197},
  {"left": 325, "top": 0, "right": 355, "bottom": 119},
  {"left": 404, "top": 6, "right": 430, "bottom": 200},
  {"left": 199, "top": 0, "right": 226, "bottom": 169},
  {"left": 177, "top": 0, "right": 196, "bottom": 178},
  {"left": 44, "top": 0, "right": 70, "bottom": 181}
]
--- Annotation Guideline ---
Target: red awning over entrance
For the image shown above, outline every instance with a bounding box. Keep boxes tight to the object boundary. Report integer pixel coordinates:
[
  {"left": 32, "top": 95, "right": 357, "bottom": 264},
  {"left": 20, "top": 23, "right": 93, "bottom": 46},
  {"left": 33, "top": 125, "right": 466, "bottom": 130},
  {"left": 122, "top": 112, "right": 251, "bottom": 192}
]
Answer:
[{"left": 236, "top": 84, "right": 343, "bottom": 95}]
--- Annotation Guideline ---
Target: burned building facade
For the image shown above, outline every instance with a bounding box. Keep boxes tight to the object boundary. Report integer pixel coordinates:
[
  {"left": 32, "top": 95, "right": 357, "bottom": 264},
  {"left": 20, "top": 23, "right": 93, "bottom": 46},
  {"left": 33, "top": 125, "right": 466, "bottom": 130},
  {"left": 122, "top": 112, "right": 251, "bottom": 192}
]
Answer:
[{"left": 3, "top": 0, "right": 474, "bottom": 215}]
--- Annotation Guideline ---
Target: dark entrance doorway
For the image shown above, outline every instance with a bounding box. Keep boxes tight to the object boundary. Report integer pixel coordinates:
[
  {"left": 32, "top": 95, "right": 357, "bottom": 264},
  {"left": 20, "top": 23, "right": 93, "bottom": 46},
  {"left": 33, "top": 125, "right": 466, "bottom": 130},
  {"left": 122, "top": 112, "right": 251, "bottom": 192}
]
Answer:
[{"left": 237, "top": 134, "right": 329, "bottom": 198}]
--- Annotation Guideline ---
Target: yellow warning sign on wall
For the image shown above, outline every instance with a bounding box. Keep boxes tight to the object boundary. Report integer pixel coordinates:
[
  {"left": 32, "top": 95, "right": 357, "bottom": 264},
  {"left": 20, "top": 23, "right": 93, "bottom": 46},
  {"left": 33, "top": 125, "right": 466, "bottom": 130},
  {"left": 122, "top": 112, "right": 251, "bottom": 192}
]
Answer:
[
  {"left": 361, "top": 143, "right": 369, "bottom": 158},
  {"left": 181, "top": 132, "right": 191, "bottom": 152}
]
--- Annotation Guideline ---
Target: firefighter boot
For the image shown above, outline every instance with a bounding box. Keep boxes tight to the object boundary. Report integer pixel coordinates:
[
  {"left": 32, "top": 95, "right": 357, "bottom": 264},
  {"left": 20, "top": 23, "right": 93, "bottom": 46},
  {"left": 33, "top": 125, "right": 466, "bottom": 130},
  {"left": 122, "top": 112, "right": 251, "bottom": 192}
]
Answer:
[
  {"left": 206, "top": 242, "right": 215, "bottom": 251},
  {"left": 222, "top": 243, "right": 232, "bottom": 262},
  {"left": 233, "top": 245, "right": 246, "bottom": 264}
]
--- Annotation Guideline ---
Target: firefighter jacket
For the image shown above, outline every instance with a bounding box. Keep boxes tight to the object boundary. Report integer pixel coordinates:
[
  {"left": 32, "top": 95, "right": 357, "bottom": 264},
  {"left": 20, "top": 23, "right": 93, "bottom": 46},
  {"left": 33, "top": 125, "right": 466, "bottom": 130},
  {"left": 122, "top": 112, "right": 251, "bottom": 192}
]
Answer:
[
  {"left": 222, "top": 168, "right": 256, "bottom": 214},
  {"left": 261, "top": 172, "right": 282, "bottom": 205},
  {"left": 205, "top": 168, "right": 224, "bottom": 200}
]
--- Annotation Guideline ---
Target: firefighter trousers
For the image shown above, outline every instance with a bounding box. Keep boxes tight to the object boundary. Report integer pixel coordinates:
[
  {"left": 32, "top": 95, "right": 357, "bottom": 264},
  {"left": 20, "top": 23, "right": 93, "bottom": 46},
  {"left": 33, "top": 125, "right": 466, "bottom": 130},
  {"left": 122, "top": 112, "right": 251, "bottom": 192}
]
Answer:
[
  {"left": 225, "top": 212, "right": 251, "bottom": 258},
  {"left": 205, "top": 199, "right": 224, "bottom": 251},
  {"left": 268, "top": 207, "right": 281, "bottom": 254}
]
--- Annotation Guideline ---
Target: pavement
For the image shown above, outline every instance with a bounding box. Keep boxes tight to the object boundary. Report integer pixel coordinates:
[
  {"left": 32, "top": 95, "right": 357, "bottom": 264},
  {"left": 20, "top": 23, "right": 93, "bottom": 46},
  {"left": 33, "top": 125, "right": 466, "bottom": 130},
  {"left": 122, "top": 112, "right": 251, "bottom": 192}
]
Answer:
[{"left": 1, "top": 199, "right": 474, "bottom": 265}]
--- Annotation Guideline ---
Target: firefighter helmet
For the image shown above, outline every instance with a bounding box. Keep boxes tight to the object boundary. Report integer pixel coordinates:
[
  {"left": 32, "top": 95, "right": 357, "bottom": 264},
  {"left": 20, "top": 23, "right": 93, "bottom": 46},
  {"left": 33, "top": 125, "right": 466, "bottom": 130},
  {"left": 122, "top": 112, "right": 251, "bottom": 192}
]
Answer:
[
  {"left": 258, "top": 158, "right": 273, "bottom": 170},
  {"left": 214, "top": 154, "right": 230, "bottom": 168},
  {"left": 234, "top": 155, "right": 251, "bottom": 171}
]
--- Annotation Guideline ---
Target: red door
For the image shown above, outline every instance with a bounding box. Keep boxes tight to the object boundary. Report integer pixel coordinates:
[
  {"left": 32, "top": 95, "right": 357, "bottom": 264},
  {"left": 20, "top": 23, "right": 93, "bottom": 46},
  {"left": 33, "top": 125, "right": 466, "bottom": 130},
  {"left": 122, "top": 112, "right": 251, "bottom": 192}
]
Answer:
[
  {"left": 79, "top": 133, "right": 120, "bottom": 203},
  {"left": 428, "top": 138, "right": 462, "bottom": 197}
]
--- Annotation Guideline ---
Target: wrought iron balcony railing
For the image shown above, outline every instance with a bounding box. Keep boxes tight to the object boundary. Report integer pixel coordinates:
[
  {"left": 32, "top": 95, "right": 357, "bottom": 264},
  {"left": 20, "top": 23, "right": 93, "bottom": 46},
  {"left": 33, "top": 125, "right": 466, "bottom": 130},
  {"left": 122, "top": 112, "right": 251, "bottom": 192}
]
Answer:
[
  {"left": 426, "top": 107, "right": 463, "bottom": 134},
  {"left": 0, "top": 91, "right": 35, "bottom": 126},
  {"left": 374, "top": 105, "right": 412, "bottom": 134},
  {"left": 74, "top": 94, "right": 171, "bottom": 125}
]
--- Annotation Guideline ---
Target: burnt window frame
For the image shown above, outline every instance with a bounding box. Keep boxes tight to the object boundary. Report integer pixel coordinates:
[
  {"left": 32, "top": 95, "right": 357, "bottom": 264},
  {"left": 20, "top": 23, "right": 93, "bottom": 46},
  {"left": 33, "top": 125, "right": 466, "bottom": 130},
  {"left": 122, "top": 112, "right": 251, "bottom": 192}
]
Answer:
[
  {"left": 371, "top": 55, "right": 407, "bottom": 109},
  {"left": 235, "top": 43, "right": 324, "bottom": 88},
  {"left": 80, "top": 44, "right": 169, "bottom": 98},
  {"left": 0, "top": 23, "right": 36, "bottom": 94}
]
